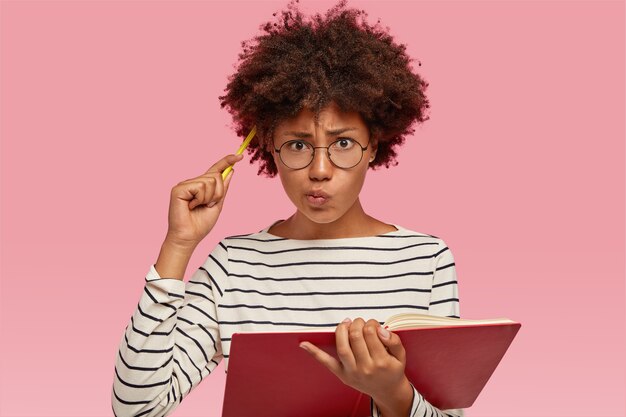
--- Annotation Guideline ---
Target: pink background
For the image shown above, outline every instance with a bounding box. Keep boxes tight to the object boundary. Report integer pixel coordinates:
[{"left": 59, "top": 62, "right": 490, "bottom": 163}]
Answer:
[{"left": 1, "top": 1, "right": 624, "bottom": 416}]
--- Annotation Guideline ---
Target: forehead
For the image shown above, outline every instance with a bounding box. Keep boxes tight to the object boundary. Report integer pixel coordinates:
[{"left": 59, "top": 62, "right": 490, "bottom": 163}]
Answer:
[{"left": 275, "top": 102, "right": 366, "bottom": 134}]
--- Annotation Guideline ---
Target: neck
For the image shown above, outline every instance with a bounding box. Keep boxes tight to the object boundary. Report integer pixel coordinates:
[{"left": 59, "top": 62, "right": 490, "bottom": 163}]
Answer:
[{"left": 285, "top": 199, "right": 374, "bottom": 240}]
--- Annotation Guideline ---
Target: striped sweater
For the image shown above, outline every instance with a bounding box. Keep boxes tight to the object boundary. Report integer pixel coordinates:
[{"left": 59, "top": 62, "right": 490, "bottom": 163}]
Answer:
[{"left": 112, "top": 221, "right": 464, "bottom": 417}]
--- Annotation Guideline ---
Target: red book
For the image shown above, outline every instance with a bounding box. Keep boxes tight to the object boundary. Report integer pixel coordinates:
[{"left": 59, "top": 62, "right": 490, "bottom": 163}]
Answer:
[{"left": 222, "top": 314, "right": 521, "bottom": 417}]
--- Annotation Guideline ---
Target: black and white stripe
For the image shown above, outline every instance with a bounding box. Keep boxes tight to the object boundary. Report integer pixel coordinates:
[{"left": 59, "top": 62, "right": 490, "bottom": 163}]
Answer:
[{"left": 112, "top": 222, "right": 463, "bottom": 417}]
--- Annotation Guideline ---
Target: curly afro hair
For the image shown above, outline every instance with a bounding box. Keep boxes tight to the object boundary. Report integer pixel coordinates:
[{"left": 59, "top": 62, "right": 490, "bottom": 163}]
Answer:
[{"left": 219, "top": 0, "right": 430, "bottom": 177}]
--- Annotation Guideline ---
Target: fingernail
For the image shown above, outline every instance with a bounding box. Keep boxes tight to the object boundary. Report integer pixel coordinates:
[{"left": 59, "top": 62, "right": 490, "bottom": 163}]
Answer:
[
  {"left": 342, "top": 317, "right": 351, "bottom": 323},
  {"left": 378, "top": 326, "right": 390, "bottom": 339},
  {"left": 299, "top": 342, "right": 309, "bottom": 351},
  {"left": 208, "top": 201, "right": 217, "bottom": 207}
]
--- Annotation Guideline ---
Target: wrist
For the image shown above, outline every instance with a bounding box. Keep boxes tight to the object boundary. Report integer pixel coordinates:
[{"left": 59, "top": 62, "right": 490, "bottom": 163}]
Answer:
[
  {"left": 154, "top": 239, "right": 197, "bottom": 280},
  {"left": 163, "top": 236, "right": 198, "bottom": 253},
  {"left": 371, "top": 376, "right": 414, "bottom": 416}
]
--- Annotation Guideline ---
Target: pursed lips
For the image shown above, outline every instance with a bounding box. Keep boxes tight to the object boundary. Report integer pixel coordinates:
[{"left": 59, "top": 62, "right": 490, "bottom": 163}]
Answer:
[
  {"left": 305, "top": 190, "right": 331, "bottom": 205},
  {"left": 306, "top": 190, "right": 330, "bottom": 199}
]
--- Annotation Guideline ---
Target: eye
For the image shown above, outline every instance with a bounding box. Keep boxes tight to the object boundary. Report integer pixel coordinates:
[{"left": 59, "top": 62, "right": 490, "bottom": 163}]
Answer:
[
  {"left": 285, "top": 140, "right": 310, "bottom": 152},
  {"left": 333, "top": 138, "right": 356, "bottom": 150}
]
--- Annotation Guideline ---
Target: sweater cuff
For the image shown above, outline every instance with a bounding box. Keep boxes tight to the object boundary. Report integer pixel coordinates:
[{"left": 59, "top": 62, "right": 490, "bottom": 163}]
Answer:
[
  {"left": 408, "top": 382, "right": 422, "bottom": 417},
  {"left": 146, "top": 263, "right": 162, "bottom": 282},
  {"left": 370, "top": 383, "right": 418, "bottom": 417},
  {"left": 144, "top": 264, "right": 186, "bottom": 301},
  {"left": 407, "top": 384, "right": 465, "bottom": 417}
]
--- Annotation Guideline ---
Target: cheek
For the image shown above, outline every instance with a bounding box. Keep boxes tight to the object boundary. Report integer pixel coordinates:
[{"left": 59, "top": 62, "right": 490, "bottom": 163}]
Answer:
[
  {"left": 277, "top": 169, "right": 304, "bottom": 204},
  {"left": 336, "top": 169, "right": 368, "bottom": 200}
]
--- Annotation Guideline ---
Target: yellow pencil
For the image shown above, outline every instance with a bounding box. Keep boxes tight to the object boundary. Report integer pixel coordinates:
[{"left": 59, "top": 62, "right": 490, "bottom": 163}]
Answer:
[{"left": 222, "top": 125, "right": 257, "bottom": 180}]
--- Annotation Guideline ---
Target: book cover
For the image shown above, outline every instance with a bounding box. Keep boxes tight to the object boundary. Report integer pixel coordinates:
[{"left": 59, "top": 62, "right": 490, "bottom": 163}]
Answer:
[{"left": 222, "top": 318, "right": 521, "bottom": 417}]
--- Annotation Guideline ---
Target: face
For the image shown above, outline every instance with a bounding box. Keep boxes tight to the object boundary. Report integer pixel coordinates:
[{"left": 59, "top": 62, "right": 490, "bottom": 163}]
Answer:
[{"left": 270, "top": 101, "right": 377, "bottom": 225}]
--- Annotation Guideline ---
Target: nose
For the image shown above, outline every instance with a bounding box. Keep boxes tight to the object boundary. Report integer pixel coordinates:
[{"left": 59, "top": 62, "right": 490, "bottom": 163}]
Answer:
[{"left": 308, "top": 147, "right": 333, "bottom": 181}]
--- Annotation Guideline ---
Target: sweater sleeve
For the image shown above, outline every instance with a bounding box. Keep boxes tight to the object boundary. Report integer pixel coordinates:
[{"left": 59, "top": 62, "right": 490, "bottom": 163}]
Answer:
[
  {"left": 111, "top": 241, "right": 229, "bottom": 417},
  {"left": 372, "top": 238, "right": 465, "bottom": 417}
]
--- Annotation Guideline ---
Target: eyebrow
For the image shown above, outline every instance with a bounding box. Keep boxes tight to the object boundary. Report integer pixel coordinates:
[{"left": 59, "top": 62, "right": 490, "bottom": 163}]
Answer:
[{"left": 282, "top": 127, "right": 358, "bottom": 138}]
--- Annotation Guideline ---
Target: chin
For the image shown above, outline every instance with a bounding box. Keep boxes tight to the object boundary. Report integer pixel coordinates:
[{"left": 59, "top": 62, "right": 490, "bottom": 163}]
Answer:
[{"left": 299, "top": 206, "right": 345, "bottom": 224}]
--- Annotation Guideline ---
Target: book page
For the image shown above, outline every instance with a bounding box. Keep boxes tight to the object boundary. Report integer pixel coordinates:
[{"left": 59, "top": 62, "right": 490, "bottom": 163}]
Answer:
[{"left": 384, "top": 313, "right": 516, "bottom": 330}]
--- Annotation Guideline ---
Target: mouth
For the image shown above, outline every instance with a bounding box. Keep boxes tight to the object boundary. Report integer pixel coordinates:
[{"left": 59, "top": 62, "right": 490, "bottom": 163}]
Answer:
[{"left": 305, "top": 191, "right": 330, "bottom": 206}]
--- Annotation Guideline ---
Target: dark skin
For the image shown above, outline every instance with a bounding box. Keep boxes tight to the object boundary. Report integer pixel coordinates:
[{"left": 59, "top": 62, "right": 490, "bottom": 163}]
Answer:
[
  {"left": 266, "top": 102, "right": 415, "bottom": 416},
  {"left": 300, "top": 318, "right": 414, "bottom": 417}
]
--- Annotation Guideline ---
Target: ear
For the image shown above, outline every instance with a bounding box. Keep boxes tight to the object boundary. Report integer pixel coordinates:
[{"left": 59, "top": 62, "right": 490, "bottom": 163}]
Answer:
[
  {"left": 267, "top": 141, "right": 277, "bottom": 158},
  {"left": 265, "top": 138, "right": 280, "bottom": 166},
  {"left": 369, "top": 137, "right": 378, "bottom": 162}
]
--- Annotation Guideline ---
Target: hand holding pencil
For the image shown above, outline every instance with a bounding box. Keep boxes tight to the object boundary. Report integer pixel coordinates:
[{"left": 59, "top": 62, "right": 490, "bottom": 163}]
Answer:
[{"left": 163, "top": 127, "right": 256, "bottom": 248}]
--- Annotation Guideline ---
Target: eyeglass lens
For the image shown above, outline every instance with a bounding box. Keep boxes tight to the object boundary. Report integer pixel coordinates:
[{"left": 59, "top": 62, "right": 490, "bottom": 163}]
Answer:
[{"left": 279, "top": 139, "right": 364, "bottom": 169}]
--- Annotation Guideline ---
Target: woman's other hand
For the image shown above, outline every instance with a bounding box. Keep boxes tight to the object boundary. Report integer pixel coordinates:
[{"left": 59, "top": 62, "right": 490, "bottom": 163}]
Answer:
[{"left": 299, "top": 317, "right": 414, "bottom": 415}]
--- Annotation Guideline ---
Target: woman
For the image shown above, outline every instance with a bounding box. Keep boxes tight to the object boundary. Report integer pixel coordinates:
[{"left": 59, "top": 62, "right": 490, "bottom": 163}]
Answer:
[{"left": 112, "top": 2, "right": 463, "bottom": 417}]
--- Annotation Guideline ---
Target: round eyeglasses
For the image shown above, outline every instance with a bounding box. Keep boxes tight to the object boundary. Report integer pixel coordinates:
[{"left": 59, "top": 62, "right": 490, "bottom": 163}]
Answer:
[{"left": 274, "top": 138, "right": 370, "bottom": 170}]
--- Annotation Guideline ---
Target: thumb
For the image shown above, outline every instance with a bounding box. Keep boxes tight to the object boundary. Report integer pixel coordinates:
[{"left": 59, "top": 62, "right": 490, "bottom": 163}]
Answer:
[
  {"left": 378, "top": 327, "right": 406, "bottom": 363},
  {"left": 219, "top": 169, "right": 235, "bottom": 203},
  {"left": 224, "top": 168, "right": 234, "bottom": 188},
  {"left": 215, "top": 169, "right": 234, "bottom": 210}
]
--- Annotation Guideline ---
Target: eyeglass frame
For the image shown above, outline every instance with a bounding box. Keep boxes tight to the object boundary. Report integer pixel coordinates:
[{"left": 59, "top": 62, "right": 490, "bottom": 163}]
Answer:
[{"left": 273, "top": 137, "right": 371, "bottom": 170}]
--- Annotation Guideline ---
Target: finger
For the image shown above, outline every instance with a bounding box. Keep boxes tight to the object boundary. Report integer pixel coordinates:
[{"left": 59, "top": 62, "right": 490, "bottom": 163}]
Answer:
[
  {"left": 207, "top": 176, "right": 224, "bottom": 208},
  {"left": 205, "top": 153, "right": 244, "bottom": 175},
  {"left": 362, "top": 320, "right": 388, "bottom": 360},
  {"left": 335, "top": 319, "right": 356, "bottom": 371},
  {"left": 300, "top": 341, "right": 343, "bottom": 376},
  {"left": 182, "top": 181, "right": 206, "bottom": 210},
  {"left": 181, "top": 177, "right": 218, "bottom": 210},
  {"left": 179, "top": 172, "right": 217, "bottom": 184},
  {"left": 187, "top": 178, "right": 214, "bottom": 209},
  {"left": 377, "top": 327, "right": 406, "bottom": 364},
  {"left": 347, "top": 318, "right": 372, "bottom": 367},
  {"left": 215, "top": 170, "right": 234, "bottom": 208},
  {"left": 222, "top": 169, "right": 234, "bottom": 193}
]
